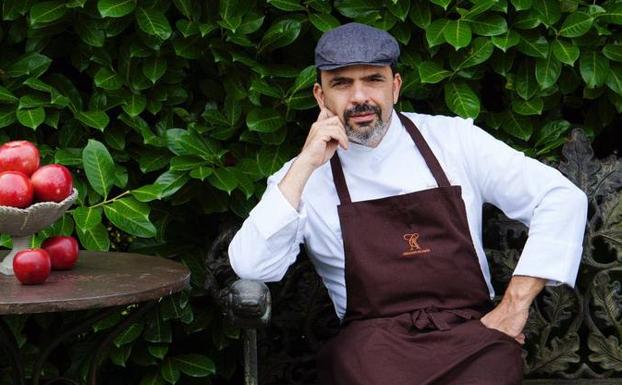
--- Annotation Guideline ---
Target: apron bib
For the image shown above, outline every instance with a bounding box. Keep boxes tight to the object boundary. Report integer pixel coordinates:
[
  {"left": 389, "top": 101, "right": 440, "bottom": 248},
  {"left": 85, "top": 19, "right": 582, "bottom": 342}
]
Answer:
[{"left": 317, "top": 112, "right": 523, "bottom": 385}]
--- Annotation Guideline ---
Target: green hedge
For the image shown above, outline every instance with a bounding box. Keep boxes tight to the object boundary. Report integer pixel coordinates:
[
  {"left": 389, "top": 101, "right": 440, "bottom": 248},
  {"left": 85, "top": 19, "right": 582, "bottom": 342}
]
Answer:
[{"left": 0, "top": 0, "right": 620, "bottom": 383}]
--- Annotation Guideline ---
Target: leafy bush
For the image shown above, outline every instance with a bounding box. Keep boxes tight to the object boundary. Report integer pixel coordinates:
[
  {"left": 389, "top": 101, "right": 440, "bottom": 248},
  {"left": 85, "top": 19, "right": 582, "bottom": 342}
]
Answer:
[{"left": 0, "top": 0, "right": 619, "bottom": 383}]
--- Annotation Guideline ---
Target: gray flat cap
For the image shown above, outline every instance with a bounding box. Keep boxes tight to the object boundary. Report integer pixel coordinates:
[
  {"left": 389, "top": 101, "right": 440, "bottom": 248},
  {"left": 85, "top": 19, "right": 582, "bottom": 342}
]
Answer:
[{"left": 315, "top": 22, "right": 400, "bottom": 71}]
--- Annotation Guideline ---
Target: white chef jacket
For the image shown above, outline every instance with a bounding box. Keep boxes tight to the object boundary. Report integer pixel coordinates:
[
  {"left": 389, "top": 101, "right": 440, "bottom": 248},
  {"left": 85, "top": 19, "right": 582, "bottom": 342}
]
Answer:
[{"left": 229, "top": 110, "right": 588, "bottom": 319}]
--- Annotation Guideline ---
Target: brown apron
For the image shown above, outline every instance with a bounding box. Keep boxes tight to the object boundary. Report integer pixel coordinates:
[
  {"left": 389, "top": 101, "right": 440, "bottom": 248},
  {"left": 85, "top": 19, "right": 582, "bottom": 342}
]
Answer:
[{"left": 317, "top": 112, "right": 523, "bottom": 385}]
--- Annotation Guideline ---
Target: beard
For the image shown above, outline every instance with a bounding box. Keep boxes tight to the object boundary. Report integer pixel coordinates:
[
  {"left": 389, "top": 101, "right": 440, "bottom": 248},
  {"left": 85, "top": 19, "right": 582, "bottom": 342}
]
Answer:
[{"left": 343, "top": 103, "right": 389, "bottom": 147}]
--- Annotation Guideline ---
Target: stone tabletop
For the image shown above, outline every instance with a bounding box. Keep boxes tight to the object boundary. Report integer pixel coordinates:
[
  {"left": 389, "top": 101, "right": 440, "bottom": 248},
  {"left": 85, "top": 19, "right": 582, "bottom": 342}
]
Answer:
[{"left": 0, "top": 251, "right": 190, "bottom": 315}]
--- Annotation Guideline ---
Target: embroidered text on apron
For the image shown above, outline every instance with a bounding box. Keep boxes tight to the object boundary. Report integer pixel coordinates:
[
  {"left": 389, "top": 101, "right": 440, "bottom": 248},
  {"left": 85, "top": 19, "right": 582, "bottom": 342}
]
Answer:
[{"left": 317, "top": 112, "right": 523, "bottom": 385}]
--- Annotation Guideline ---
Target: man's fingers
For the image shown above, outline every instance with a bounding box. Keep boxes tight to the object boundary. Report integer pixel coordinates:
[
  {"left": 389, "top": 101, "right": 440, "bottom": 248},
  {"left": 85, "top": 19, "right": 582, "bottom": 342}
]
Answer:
[{"left": 317, "top": 106, "right": 336, "bottom": 121}]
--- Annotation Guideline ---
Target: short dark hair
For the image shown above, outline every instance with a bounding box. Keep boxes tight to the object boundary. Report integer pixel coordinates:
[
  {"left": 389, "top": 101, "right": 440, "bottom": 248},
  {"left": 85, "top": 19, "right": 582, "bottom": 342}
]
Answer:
[{"left": 316, "top": 64, "right": 398, "bottom": 85}]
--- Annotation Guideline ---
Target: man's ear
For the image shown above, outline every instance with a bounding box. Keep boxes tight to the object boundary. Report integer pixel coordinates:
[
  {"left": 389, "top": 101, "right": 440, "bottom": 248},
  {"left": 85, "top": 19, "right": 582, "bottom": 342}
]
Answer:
[
  {"left": 313, "top": 82, "right": 325, "bottom": 109},
  {"left": 392, "top": 73, "right": 402, "bottom": 104}
]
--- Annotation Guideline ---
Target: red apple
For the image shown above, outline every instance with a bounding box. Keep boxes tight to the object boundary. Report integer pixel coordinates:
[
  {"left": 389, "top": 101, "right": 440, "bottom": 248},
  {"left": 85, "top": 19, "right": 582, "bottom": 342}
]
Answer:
[
  {"left": 42, "top": 236, "right": 79, "bottom": 270},
  {"left": 30, "top": 164, "right": 73, "bottom": 202},
  {"left": 0, "top": 140, "right": 40, "bottom": 176},
  {"left": 0, "top": 171, "right": 34, "bottom": 208},
  {"left": 13, "top": 248, "right": 51, "bottom": 285}
]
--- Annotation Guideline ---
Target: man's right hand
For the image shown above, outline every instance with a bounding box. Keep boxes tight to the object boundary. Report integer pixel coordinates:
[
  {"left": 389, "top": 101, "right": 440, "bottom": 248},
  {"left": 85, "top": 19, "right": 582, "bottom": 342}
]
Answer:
[
  {"left": 277, "top": 107, "right": 349, "bottom": 210},
  {"left": 298, "top": 107, "right": 349, "bottom": 170}
]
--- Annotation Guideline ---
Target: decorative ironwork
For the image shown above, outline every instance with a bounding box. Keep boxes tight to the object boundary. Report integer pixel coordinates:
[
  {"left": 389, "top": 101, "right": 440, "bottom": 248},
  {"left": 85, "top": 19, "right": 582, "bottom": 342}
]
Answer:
[{"left": 212, "top": 128, "right": 622, "bottom": 384}]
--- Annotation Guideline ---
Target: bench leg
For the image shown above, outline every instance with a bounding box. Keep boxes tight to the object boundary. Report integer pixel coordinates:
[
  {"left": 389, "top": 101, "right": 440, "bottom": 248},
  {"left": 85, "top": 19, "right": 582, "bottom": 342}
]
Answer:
[{"left": 244, "top": 328, "right": 258, "bottom": 385}]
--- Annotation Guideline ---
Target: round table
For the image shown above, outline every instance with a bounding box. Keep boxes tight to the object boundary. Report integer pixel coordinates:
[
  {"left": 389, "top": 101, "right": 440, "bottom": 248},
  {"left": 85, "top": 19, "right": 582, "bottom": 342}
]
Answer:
[{"left": 0, "top": 251, "right": 191, "bottom": 385}]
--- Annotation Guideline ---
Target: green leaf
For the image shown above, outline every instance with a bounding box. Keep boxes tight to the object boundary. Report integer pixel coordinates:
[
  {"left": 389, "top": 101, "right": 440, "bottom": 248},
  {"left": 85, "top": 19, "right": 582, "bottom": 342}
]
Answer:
[
  {"left": 418, "top": 61, "right": 451, "bottom": 84},
  {"left": 267, "top": 0, "right": 305, "bottom": 11},
  {"left": 603, "top": 44, "right": 622, "bottom": 63},
  {"left": 308, "top": 13, "right": 340, "bottom": 32},
  {"left": 511, "top": 0, "right": 533, "bottom": 11},
  {"left": 16, "top": 107, "right": 45, "bottom": 130},
  {"left": 387, "top": 0, "right": 410, "bottom": 21},
  {"left": 237, "top": 11, "right": 264, "bottom": 34},
  {"left": 409, "top": 1, "right": 431, "bottom": 29},
  {"left": 246, "top": 108, "right": 285, "bottom": 133},
  {"left": 219, "top": 0, "right": 243, "bottom": 32},
  {"left": 94, "top": 67, "right": 124, "bottom": 90},
  {"left": 161, "top": 359, "right": 180, "bottom": 384},
  {"left": 173, "top": 0, "right": 193, "bottom": 19},
  {"left": 257, "top": 145, "right": 290, "bottom": 176},
  {"left": 136, "top": 7, "right": 172, "bottom": 40},
  {"left": 98, "top": 0, "right": 136, "bottom": 18},
  {"left": 170, "top": 156, "right": 207, "bottom": 171},
  {"left": 552, "top": 39, "right": 580, "bottom": 66},
  {"left": 104, "top": 197, "right": 157, "bottom": 238},
  {"left": 131, "top": 184, "right": 167, "bottom": 202},
  {"left": 287, "top": 65, "right": 316, "bottom": 96},
  {"left": 533, "top": 0, "right": 561, "bottom": 26},
  {"left": 450, "top": 37, "right": 494, "bottom": 70},
  {"left": 430, "top": 0, "right": 452, "bottom": 11},
  {"left": 513, "top": 10, "right": 541, "bottom": 29},
  {"left": 250, "top": 78, "right": 283, "bottom": 98},
  {"left": 72, "top": 206, "right": 102, "bottom": 231},
  {"left": 515, "top": 62, "right": 539, "bottom": 100},
  {"left": 518, "top": 33, "right": 549, "bottom": 58},
  {"left": 154, "top": 171, "right": 190, "bottom": 198},
  {"left": 113, "top": 322, "right": 144, "bottom": 347},
  {"left": 606, "top": 64, "right": 622, "bottom": 95},
  {"left": 77, "top": 222, "right": 110, "bottom": 251},
  {"left": 259, "top": 19, "right": 302, "bottom": 52},
  {"left": 444, "top": 82, "right": 480, "bottom": 118},
  {"left": 580, "top": 51, "right": 610, "bottom": 88},
  {"left": 0, "top": 107, "right": 17, "bottom": 128},
  {"left": 142, "top": 57, "right": 167, "bottom": 84},
  {"left": 559, "top": 12, "right": 593, "bottom": 38},
  {"left": 502, "top": 112, "right": 533, "bottom": 140},
  {"left": 426, "top": 18, "right": 449, "bottom": 47},
  {"left": 461, "top": 0, "right": 496, "bottom": 18},
  {"left": 75, "top": 111, "right": 109, "bottom": 131},
  {"left": 467, "top": 14, "right": 508, "bottom": 36},
  {"left": 148, "top": 345, "right": 169, "bottom": 360},
  {"left": 491, "top": 30, "right": 520, "bottom": 52},
  {"left": 443, "top": 19, "right": 471, "bottom": 50},
  {"left": 6, "top": 53, "right": 52, "bottom": 78},
  {"left": 0, "top": 86, "right": 18, "bottom": 103},
  {"left": 29, "top": 1, "right": 67, "bottom": 26},
  {"left": 190, "top": 166, "right": 214, "bottom": 181},
  {"left": 535, "top": 55, "right": 562, "bottom": 89},
  {"left": 208, "top": 167, "right": 238, "bottom": 194},
  {"left": 603, "top": 3, "right": 622, "bottom": 25},
  {"left": 123, "top": 94, "right": 146, "bottom": 117},
  {"left": 512, "top": 97, "right": 544, "bottom": 115},
  {"left": 75, "top": 17, "right": 105, "bottom": 47},
  {"left": 172, "top": 354, "right": 216, "bottom": 377},
  {"left": 82, "top": 139, "right": 115, "bottom": 198},
  {"left": 54, "top": 148, "right": 83, "bottom": 166}
]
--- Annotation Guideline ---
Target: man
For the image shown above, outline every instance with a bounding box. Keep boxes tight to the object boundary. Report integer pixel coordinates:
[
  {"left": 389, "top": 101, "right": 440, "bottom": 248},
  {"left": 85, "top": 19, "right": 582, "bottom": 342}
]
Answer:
[{"left": 229, "top": 23, "right": 587, "bottom": 385}]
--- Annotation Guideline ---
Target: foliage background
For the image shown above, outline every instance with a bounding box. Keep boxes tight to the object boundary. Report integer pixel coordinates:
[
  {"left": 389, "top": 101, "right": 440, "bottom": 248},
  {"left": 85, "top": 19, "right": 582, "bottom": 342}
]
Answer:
[{"left": 0, "top": 0, "right": 620, "bottom": 383}]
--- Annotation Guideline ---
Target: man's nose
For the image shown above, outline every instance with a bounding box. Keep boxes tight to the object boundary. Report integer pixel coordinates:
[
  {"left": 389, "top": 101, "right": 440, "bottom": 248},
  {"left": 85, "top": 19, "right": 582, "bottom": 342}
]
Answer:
[{"left": 350, "top": 84, "right": 369, "bottom": 104}]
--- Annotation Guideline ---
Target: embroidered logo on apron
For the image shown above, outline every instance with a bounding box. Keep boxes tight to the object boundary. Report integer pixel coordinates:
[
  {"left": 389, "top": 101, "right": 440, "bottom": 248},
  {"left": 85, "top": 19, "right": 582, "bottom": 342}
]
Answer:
[{"left": 402, "top": 233, "right": 431, "bottom": 256}]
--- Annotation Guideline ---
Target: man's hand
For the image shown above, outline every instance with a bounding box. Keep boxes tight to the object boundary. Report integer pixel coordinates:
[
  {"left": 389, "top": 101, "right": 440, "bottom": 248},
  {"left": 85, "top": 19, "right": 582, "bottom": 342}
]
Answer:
[
  {"left": 298, "top": 107, "right": 349, "bottom": 169},
  {"left": 278, "top": 107, "right": 349, "bottom": 209},
  {"left": 480, "top": 276, "right": 545, "bottom": 345}
]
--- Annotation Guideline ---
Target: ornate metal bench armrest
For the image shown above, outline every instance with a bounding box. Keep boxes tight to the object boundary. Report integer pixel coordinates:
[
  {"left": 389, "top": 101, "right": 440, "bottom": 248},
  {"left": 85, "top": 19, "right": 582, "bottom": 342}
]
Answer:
[{"left": 225, "top": 279, "right": 272, "bottom": 329}]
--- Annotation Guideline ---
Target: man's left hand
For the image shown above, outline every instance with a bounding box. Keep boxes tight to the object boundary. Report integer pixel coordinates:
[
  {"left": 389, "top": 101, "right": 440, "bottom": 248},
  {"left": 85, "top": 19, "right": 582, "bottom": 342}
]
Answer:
[{"left": 480, "top": 275, "right": 546, "bottom": 345}]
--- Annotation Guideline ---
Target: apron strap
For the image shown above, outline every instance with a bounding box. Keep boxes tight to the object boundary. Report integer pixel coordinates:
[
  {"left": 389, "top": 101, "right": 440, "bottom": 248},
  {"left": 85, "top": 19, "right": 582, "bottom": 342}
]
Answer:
[
  {"left": 330, "top": 153, "right": 352, "bottom": 204},
  {"left": 330, "top": 110, "right": 451, "bottom": 205},
  {"left": 397, "top": 112, "right": 451, "bottom": 188}
]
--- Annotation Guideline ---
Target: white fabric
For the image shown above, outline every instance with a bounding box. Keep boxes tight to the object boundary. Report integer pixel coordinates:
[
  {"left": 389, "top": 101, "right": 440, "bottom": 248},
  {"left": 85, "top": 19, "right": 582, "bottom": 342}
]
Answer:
[{"left": 229, "top": 111, "right": 588, "bottom": 319}]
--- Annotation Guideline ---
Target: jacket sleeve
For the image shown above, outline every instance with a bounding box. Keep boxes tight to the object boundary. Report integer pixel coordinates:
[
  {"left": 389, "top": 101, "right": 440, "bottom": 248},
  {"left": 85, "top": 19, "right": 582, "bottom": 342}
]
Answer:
[
  {"left": 228, "top": 159, "right": 306, "bottom": 282},
  {"left": 460, "top": 119, "right": 588, "bottom": 287}
]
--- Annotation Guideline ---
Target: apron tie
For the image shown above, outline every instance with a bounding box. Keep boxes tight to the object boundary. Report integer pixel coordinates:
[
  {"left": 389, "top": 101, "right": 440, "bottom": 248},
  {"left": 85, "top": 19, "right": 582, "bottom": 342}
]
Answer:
[{"left": 409, "top": 308, "right": 482, "bottom": 332}]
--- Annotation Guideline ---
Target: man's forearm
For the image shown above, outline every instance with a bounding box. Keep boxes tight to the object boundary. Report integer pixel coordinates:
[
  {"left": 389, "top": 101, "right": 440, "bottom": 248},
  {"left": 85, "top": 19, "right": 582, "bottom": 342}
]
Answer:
[
  {"left": 501, "top": 275, "right": 546, "bottom": 310},
  {"left": 278, "top": 157, "right": 316, "bottom": 210}
]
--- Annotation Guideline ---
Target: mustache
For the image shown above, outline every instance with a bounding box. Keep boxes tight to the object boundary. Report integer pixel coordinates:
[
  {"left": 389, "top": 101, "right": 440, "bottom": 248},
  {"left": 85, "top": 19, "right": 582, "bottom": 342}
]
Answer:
[{"left": 344, "top": 104, "right": 381, "bottom": 119}]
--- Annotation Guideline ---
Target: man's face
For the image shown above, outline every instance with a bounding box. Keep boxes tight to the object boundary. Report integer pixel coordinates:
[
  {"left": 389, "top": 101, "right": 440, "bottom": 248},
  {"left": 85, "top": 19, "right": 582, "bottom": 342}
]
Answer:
[{"left": 313, "top": 64, "right": 402, "bottom": 147}]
